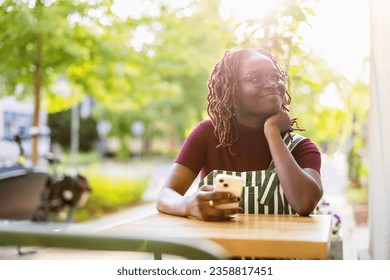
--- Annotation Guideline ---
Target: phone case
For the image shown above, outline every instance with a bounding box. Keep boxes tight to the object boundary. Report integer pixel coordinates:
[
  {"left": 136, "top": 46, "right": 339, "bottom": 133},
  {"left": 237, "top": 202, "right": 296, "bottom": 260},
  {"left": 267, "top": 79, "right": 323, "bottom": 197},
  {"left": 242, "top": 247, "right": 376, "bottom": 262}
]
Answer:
[{"left": 214, "top": 174, "right": 244, "bottom": 209}]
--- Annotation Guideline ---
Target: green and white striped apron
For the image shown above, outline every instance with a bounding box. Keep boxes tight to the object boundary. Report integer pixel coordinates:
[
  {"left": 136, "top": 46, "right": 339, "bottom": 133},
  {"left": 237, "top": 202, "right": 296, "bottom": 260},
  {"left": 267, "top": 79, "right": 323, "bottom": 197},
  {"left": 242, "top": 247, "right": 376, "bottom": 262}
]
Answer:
[{"left": 199, "top": 133, "right": 306, "bottom": 215}]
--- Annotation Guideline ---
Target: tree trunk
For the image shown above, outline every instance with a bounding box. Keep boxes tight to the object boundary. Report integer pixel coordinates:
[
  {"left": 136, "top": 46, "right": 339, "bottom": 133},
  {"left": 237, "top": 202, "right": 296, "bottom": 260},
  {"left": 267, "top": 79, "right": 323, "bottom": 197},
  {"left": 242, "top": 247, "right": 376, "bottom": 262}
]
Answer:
[{"left": 32, "top": 34, "right": 43, "bottom": 166}]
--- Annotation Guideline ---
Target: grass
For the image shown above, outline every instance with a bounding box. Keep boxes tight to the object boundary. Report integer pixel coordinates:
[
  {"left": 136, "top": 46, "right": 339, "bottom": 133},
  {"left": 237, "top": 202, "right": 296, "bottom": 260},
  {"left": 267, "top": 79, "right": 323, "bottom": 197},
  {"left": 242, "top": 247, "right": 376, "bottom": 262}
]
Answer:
[
  {"left": 53, "top": 152, "right": 151, "bottom": 223},
  {"left": 73, "top": 169, "right": 149, "bottom": 222}
]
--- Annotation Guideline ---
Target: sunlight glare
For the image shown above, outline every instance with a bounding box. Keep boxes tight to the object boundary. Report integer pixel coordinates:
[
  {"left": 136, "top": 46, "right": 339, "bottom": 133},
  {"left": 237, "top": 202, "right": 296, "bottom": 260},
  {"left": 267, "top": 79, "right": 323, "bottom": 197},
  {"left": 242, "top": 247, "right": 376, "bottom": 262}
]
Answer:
[
  {"left": 299, "top": 0, "right": 369, "bottom": 82},
  {"left": 220, "top": 0, "right": 282, "bottom": 21},
  {"left": 111, "top": 0, "right": 369, "bottom": 83},
  {"left": 319, "top": 84, "right": 344, "bottom": 109}
]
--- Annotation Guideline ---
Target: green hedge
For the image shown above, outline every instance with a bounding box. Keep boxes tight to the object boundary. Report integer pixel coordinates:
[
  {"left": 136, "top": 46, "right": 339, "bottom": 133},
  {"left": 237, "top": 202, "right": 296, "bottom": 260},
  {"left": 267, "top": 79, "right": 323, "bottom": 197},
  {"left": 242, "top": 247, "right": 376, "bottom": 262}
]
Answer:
[{"left": 73, "top": 170, "right": 148, "bottom": 222}]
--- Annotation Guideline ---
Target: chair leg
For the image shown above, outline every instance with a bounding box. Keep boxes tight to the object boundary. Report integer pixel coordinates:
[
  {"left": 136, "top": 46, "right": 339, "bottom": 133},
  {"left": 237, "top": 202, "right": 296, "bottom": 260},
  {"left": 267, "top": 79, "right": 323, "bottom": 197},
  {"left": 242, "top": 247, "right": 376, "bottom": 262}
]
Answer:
[
  {"left": 328, "top": 238, "right": 343, "bottom": 260},
  {"left": 17, "top": 246, "right": 36, "bottom": 256},
  {"left": 154, "top": 252, "right": 162, "bottom": 260}
]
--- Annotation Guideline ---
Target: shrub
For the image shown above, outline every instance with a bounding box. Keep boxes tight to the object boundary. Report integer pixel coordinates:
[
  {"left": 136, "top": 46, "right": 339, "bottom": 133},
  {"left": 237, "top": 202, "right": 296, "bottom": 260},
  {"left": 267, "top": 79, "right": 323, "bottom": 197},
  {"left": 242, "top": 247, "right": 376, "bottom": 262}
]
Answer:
[{"left": 73, "top": 170, "right": 148, "bottom": 222}]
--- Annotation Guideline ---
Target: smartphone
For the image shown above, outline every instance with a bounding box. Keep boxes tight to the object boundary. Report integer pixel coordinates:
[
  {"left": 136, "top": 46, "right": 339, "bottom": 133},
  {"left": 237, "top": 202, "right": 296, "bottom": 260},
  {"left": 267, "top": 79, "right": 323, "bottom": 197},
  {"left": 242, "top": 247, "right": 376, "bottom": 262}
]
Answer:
[{"left": 213, "top": 174, "right": 244, "bottom": 209}]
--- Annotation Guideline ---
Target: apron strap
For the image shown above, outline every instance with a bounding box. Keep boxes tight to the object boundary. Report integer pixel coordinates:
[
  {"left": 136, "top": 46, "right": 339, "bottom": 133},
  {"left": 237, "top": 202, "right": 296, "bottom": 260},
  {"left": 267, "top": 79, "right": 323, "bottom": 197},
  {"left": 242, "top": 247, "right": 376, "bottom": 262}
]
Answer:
[{"left": 267, "top": 133, "right": 307, "bottom": 170}]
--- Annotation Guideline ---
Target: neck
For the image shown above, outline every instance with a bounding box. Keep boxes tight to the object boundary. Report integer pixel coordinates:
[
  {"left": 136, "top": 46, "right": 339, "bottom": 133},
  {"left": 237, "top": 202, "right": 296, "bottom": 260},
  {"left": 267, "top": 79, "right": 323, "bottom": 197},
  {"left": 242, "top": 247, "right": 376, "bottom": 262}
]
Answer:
[{"left": 235, "top": 114, "right": 266, "bottom": 129}]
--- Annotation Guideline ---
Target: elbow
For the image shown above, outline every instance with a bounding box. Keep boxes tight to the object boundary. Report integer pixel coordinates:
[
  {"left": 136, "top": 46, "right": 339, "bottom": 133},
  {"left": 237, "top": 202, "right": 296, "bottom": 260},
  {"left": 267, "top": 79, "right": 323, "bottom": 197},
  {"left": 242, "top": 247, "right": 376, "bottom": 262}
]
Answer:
[
  {"left": 155, "top": 200, "right": 163, "bottom": 213},
  {"left": 295, "top": 207, "right": 314, "bottom": 216},
  {"left": 156, "top": 199, "right": 168, "bottom": 214},
  {"left": 155, "top": 190, "right": 166, "bottom": 213},
  {"left": 294, "top": 197, "right": 322, "bottom": 216},
  {"left": 295, "top": 185, "right": 323, "bottom": 216}
]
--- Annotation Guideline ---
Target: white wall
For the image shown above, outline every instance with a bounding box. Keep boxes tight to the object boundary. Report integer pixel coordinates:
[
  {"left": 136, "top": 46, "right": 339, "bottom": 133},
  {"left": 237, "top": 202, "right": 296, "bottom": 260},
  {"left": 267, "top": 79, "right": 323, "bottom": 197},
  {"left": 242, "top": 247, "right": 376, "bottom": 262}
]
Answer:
[
  {"left": 369, "top": 0, "right": 390, "bottom": 259},
  {"left": 0, "top": 97, "right": 49, "bottom": 166}
]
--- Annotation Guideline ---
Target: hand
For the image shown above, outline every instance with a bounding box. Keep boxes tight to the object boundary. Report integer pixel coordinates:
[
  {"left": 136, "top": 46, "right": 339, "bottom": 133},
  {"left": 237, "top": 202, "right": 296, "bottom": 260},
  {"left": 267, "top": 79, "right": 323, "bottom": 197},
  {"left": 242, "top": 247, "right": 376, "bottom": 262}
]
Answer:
[
  {"left": 264, "top": 110, "right": 291, "bottom": 135},
  {"left": 187, "top": 185, "right": 242, "bottom": 221}
]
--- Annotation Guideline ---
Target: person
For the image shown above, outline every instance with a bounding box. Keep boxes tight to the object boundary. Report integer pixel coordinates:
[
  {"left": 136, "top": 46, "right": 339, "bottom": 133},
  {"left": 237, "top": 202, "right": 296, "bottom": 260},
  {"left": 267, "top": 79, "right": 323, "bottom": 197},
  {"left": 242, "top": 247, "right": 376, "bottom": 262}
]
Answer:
[{"left": 156, "top": 48, "right": 323, "bottom": 221}]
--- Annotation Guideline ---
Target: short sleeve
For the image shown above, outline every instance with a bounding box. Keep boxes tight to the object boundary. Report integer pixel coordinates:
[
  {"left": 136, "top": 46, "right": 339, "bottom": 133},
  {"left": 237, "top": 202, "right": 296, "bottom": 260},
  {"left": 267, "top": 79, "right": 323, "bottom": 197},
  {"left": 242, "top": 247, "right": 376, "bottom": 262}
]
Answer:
[
  {"left": 292, "top": 138, "right": 322, "bottom": 174},
  {"left": 174, "top": 120, "right": 213, "bottom": 176}
]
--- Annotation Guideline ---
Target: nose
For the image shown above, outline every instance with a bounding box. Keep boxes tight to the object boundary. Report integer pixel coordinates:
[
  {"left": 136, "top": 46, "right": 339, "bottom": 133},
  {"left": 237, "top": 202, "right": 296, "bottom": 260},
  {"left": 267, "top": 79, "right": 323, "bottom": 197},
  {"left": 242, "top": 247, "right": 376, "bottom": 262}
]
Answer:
[{"left": 262, "top": 77, "right": 277, "bottom": 88}]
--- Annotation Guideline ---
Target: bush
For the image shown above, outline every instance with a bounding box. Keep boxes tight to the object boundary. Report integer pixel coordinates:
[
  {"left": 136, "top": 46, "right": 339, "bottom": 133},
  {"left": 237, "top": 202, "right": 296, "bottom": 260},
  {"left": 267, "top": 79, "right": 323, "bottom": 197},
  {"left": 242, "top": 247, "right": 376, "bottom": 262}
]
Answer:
[{"left": 73, "top": 170, "right": 148, "bottom": 222}]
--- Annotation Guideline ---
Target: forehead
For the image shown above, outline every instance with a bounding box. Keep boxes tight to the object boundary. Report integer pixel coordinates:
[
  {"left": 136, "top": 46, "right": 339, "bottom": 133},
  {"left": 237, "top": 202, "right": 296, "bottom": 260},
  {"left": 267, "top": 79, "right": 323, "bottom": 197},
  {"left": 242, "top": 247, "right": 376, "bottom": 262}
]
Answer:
[{"left": 238, "top": 52, "right": 277, "bottom": 75}]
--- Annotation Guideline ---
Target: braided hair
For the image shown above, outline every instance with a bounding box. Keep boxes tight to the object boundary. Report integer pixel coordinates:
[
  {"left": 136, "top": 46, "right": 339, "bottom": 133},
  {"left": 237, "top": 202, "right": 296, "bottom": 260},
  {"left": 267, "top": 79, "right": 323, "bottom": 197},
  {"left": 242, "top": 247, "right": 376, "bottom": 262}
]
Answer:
[{"left": 207, "top": 48, "right": 301, "bottom": 154}]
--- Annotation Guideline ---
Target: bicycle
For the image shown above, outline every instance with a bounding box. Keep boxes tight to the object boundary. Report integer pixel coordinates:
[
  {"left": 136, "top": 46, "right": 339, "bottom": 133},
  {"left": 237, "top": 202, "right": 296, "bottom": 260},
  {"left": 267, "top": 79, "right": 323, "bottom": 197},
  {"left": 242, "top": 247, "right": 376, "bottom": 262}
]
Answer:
[{"left": 0, "top": 132, "right": 91, "bottom": 223}]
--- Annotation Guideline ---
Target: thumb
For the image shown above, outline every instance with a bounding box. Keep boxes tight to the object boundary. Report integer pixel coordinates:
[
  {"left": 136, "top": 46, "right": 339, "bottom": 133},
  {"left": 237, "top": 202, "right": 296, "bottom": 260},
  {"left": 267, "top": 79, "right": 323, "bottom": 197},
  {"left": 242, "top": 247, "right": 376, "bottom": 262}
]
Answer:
[{"left": 199, "top": 184, "right": 214, "bottom": 192}]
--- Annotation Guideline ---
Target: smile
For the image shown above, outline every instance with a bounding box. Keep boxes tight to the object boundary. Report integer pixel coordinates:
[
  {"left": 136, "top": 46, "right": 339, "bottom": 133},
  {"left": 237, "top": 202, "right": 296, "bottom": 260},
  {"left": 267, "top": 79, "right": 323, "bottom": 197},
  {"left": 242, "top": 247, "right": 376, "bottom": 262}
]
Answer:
[{"left": 256, "top": 92, "right": 280, "bottom": 98}]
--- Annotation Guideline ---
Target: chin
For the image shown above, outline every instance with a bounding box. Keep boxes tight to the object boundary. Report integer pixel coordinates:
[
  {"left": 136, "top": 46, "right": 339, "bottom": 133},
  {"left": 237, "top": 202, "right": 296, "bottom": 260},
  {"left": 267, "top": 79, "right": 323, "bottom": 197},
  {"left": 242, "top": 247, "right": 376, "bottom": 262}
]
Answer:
[
  {"left": 264, "top": 110, "right": 280, "bottom": 118},
  {"left": 265, "top": 103, "right": 283, "bottom": 115}
]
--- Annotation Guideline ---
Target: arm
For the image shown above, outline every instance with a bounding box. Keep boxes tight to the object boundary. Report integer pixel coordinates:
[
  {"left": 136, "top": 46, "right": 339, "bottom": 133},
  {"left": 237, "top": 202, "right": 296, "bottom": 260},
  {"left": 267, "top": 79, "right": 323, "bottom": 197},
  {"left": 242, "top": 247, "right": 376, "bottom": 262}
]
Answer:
[
  {"left": 156, "top": 163, "right": 241, "bottom": 221},
  {"left": 264, "top": 111, "right": 323, "bottom": 216}
]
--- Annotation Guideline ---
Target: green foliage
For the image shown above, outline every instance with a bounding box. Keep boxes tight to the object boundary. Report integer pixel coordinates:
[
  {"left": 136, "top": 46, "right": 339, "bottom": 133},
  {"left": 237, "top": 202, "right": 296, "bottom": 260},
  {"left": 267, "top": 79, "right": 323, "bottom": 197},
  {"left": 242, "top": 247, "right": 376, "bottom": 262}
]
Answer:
[
  {"left": 74, "top": 169, "right": 148, "bottom": 222},
  {"left": 345, "top": 185, "right": 368, "bottom": 203},
  {"left": 0, "top": 0, "right": 121, "bottom": 101},
  {"left": 59, "top": 151, "right": 101, "bottom": 169},
  {"left": 124, "top": 0, "right": 234, "bottom": 141},
  {"left": 48, "top": 109, "right": 99, "bottom": 151},
  {"left": 0, "top": 0, "right": 139, "bottom": 162},
  {"left": 88, "top": 0, "right": 236, "bottom": 156}
]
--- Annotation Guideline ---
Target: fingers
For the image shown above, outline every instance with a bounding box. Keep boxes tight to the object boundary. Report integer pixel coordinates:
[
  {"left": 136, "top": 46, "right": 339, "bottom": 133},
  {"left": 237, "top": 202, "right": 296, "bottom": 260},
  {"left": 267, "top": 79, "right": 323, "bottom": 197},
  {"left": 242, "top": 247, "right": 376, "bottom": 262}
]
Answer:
[
  {"left": 202, "top": 207, "right": 242, "bottom": 221},
  {"left": 199, "top": 184, "right": 214, "bottom": 192},
  {"left": 196, "top": 184, "right": 242, "bottom": 221},
  {"left": 209, "top": 196, "right": 241, "bottom": 208},
  {"left": 264, "top": 110, "right": 291, "bottom": 134},
  {"left": 199, "top": 185, "right": 237, "bottom": 200},
  {"left": 202, "top": 197, "right": 242, "bottom": 221}
]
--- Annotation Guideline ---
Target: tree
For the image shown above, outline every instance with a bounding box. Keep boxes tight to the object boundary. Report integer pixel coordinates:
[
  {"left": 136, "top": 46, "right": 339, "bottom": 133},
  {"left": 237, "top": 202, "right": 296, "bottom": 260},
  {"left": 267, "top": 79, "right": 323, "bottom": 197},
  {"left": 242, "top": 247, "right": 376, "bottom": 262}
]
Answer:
[
  {"left": 97, "top": 0, "right": 236, "bottom": 156},
  {"left": 135, "top": 0, "right": 232, "bottom": 131},
  {"left": 0, "top": 0, "right": 138, "bottom": 164}
]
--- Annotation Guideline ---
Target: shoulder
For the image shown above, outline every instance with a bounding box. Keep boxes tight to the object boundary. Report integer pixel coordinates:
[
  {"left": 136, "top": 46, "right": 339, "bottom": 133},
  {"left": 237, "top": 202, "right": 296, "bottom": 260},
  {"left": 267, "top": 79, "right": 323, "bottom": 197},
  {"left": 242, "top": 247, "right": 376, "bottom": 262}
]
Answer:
[
  {"left": 185, "top": 119, "right": 215, "bottom": 143},
  {"left": 198, "top": 119, "right": 214, "bottom": 131},
  {"left": 188, "top": 119, "right": 214, "bottom": 136},
  {"left": 294, "top": 136, "right": 320, "bottom": 153},
  {"left": 292, "top": 135, "right": 322, "bottom": 173},
  {"left": 290, "top": 133, "right": 321, "bottom": 160}
]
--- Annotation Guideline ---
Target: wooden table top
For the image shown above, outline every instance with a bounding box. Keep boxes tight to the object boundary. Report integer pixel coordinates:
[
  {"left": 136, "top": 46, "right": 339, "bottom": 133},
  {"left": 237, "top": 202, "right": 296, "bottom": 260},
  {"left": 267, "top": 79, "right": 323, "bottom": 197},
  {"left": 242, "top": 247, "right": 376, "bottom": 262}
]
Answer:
[{"left": 100, "top": 213, "right": 332, "bottom": 259}]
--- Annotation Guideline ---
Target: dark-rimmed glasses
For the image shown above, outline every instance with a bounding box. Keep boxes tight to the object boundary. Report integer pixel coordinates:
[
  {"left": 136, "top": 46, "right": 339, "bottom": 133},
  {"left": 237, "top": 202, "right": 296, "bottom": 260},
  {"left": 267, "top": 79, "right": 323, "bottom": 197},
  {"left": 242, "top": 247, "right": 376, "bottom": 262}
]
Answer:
[{"left": 238, "top": 72, "right": 286, "bottom": 88}]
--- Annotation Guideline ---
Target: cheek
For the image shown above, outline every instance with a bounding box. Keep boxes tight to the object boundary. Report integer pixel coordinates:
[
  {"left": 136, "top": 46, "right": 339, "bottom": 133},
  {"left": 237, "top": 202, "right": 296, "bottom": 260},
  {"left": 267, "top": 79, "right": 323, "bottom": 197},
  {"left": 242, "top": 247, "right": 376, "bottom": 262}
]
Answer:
[
  {"left": 237, "top": 90, "right": 256, "bottom": 107},
  {"left": 277, "top": 84, "right": 287, "bottom": 102},
  {"left": 236, "top": 85, "right": 254, "bottom": 104}
]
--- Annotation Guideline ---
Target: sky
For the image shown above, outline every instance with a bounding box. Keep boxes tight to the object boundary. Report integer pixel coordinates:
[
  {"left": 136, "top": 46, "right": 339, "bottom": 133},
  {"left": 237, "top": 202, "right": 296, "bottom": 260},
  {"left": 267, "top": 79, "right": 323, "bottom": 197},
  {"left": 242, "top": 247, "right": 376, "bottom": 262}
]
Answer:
[{"left": 112, "top": 0, "right": 370, "bottom": 82}]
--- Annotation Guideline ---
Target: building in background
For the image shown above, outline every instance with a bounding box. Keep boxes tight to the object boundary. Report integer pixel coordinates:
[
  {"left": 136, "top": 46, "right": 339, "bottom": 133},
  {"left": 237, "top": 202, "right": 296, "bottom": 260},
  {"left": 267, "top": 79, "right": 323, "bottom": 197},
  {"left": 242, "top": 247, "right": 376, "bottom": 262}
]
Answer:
[{"left": 0, "top": 97, "right": 50, "bottom": 167}]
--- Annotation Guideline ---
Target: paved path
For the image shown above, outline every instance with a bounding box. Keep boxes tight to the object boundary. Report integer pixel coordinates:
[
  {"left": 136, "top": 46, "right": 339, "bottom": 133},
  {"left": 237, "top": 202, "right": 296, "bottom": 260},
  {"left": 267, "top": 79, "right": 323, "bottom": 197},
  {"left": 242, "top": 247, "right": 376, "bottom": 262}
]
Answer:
[{"left": 320, "top": 152, "right": 369, "bottom": 259}]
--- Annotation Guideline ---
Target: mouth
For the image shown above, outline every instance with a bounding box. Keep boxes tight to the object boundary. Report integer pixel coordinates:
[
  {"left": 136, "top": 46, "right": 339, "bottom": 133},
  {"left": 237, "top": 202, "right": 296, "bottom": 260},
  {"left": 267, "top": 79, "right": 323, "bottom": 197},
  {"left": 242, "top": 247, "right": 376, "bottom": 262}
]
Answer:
[{"left": 256, "top": 90, "right": 281, "bottom": 98}]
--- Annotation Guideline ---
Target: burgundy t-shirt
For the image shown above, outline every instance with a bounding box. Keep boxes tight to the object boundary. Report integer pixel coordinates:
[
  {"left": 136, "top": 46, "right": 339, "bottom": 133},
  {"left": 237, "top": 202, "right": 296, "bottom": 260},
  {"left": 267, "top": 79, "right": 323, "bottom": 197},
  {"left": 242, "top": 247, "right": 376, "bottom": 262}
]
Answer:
[{"left": 175, "top": 119, "right": 321, "bottom": 179}]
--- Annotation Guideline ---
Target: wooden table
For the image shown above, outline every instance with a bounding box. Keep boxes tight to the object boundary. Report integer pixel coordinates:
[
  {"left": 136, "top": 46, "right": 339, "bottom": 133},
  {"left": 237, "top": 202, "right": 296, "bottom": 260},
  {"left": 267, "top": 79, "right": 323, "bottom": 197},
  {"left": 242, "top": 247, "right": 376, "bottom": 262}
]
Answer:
[{"left": 100, "top": 213, "right": 332, "bottom": 259}]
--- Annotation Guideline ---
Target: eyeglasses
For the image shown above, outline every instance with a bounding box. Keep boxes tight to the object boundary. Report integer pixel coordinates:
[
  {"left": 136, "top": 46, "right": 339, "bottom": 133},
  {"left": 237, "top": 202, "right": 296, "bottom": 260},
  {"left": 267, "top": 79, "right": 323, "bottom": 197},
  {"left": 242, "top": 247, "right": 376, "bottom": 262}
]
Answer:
[{"left": 238, "top": 72, "right": 286, "bottom": 88}]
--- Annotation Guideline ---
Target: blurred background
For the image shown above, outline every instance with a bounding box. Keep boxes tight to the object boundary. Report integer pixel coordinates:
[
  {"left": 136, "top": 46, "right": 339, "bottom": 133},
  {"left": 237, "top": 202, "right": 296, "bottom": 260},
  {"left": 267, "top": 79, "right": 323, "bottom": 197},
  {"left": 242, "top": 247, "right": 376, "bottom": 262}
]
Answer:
[{"left": 0, "top": 0, "right": 369, "bottom": 226}]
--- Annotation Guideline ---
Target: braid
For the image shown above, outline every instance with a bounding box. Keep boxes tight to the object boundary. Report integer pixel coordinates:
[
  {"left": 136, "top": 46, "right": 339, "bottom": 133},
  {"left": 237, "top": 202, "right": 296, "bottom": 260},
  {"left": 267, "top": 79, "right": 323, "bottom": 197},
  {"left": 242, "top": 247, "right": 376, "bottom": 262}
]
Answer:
[
  {"left": 207, "top": 50, "right": 245, "bottom": 154},
  {"left": 207, "top": 48, "right": 303, "bottom": 155}
]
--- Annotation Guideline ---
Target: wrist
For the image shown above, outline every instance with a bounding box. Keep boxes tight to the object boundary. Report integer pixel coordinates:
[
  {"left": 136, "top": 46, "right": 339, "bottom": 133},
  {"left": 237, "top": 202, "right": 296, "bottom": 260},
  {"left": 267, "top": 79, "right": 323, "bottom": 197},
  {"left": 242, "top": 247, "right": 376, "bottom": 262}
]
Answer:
[
  {"left": 183, "top": 196, "right": 192, "bottom": 217},
  {"left": 264, "top": 123, "right": 280, "bottom": 138}
]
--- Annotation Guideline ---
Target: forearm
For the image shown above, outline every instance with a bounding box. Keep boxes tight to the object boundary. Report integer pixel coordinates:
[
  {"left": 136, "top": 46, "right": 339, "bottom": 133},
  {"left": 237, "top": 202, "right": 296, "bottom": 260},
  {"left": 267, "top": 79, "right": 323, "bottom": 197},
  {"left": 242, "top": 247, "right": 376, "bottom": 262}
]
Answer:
[
  {"left": 265, "top": 127, "right": 322, "bottom": 215},
  {"left": 156, "top": 188, "right": 191, "bottom": 217}
]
